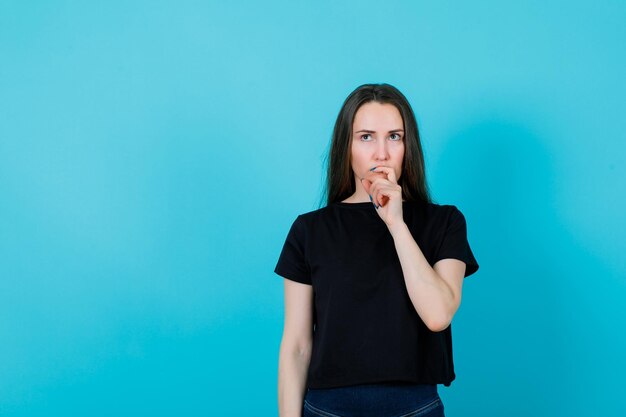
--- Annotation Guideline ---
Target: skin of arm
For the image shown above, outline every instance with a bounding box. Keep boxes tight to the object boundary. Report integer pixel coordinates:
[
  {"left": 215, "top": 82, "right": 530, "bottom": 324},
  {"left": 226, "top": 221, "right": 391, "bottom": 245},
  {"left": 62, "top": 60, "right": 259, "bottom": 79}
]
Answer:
[
  {"left": 278, "top": 279, "right": 314, "bottom": 416},
  {"left": 364, "top": 166, "right": 466, "bottom": 332},
  {"left": 388, "top": 221, "right": 466, "bottom": 332}
]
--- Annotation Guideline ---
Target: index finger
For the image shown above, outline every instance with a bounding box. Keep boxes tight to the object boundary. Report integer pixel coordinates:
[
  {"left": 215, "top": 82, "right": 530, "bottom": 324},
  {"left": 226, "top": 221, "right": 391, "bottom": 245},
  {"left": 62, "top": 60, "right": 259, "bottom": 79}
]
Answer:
[{"left": 368, "top": 165, "right": 397, "bottom": 184}]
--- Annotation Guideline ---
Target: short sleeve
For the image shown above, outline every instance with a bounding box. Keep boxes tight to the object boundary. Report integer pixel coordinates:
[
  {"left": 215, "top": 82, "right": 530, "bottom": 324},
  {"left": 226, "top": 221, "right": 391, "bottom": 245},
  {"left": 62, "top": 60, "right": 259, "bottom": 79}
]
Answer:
[
  {"left": 433, "top": 206, "right": 479, "bottom": 278},
  {"left": 274, "top": 215, "right": 312, "bottom": 285}
]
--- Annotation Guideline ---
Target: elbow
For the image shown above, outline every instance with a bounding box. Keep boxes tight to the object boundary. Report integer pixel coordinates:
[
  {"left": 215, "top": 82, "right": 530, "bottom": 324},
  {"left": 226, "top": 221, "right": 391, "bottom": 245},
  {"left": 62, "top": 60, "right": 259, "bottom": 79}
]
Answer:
[
  {"left": 425, "top": 314, "right": 452, "bottom": 333},
  {"left": 426, "top": 295, "right": 461, "bottom": 332},
  {"left": 281, "top": 337, "right": 313, "bottom": 359},
  {"left": 296, "top": 341, "right": 313, "bottom": 359}
]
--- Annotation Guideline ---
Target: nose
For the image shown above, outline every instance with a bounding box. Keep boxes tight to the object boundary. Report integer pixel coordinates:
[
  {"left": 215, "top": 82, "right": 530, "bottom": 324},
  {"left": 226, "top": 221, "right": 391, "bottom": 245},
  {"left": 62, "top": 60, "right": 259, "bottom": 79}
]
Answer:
[{"left": 374, "top": 139, "right": 390, "bottom": 161}]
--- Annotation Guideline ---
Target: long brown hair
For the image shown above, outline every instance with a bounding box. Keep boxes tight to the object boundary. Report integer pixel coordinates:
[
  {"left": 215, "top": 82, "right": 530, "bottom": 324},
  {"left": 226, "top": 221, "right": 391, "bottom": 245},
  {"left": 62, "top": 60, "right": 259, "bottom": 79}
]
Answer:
[{"left": 318, "top": 83, "right": 433, "bottom": 208}]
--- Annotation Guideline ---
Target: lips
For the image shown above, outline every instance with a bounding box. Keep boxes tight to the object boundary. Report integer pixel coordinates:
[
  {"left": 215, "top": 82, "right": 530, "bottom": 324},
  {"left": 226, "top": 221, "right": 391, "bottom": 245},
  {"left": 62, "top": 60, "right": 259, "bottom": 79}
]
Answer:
[{"left": 370, "top": 165, "right": 388, "bottom": 170}]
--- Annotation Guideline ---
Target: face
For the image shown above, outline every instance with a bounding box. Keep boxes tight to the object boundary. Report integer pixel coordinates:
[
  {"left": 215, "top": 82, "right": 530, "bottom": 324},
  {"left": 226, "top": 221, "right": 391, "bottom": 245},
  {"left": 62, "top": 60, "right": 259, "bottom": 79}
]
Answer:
[{"left": 350, "top": 101, "right": 405, "bottom": 190}]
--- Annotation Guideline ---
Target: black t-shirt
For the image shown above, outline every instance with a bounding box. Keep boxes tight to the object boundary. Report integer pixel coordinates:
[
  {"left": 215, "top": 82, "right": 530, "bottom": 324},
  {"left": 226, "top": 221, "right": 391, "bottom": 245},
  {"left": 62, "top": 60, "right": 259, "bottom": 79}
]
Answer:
[{"left": 274, "top": 200, "right": 479, "bottom": 389}]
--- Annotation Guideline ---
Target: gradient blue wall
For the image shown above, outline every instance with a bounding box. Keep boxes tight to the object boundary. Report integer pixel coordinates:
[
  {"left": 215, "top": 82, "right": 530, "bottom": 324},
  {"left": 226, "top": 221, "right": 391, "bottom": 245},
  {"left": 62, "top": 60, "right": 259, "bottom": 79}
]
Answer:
[{"left": 1, "top": 1, "right": 624, "bottom": 416}]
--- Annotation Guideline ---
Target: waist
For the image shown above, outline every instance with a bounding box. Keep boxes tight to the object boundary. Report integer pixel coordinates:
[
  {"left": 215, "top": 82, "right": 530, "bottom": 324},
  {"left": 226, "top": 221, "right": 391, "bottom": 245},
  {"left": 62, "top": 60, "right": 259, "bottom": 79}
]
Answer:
[{"left": 304, "top": 382, "right": 439, "bottom": 416}]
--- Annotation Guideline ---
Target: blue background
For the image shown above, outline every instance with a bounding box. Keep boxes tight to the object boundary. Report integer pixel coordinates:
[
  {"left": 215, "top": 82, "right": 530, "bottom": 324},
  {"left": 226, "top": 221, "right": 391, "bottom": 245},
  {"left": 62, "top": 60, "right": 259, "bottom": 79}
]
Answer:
[{"left": 1, "top": 1, "right": 625, "bottom": 415}]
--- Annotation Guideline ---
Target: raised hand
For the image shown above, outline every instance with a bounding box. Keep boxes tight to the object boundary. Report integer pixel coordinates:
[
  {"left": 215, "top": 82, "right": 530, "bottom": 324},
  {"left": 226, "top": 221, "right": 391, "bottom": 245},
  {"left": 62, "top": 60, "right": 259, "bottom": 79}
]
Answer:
[{"left": 360, "top": 165, "right": 403, "bottom": 228}]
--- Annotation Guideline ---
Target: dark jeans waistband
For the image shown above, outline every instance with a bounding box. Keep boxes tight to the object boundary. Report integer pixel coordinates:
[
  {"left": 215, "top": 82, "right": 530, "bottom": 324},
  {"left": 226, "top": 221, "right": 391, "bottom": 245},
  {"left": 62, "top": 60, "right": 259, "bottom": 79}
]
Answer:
[{"left": 304, "top": 382, "right": 440, "bottom": 417}]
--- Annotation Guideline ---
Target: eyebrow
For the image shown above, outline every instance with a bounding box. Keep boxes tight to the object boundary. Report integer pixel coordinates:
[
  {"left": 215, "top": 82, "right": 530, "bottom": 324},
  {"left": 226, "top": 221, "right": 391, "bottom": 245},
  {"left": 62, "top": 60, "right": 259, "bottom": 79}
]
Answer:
[{"left": 354, "top": 129, "right": 404, "bottom": 133}]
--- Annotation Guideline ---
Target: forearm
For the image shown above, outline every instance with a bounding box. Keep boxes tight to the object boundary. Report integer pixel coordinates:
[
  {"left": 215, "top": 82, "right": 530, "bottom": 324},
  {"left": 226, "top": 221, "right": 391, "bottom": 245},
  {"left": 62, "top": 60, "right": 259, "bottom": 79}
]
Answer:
[
  {"left": 389, "top": 221, "right": 455, "bottom": 331},
  {"left": 278, "top": 341, "right": 311, "bottom": 417}
]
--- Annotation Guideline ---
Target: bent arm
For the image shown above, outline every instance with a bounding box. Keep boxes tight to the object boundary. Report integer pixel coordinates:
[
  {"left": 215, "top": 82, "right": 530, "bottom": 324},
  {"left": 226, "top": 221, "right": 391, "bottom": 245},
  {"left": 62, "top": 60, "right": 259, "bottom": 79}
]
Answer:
[{"left": 389, "top": 222, "right": 463, "bottom": 332}]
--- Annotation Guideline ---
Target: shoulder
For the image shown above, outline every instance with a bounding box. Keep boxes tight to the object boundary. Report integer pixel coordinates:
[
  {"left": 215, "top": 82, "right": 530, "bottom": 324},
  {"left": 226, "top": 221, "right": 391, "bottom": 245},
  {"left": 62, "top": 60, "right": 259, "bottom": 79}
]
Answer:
[
  {"left": 412, "top": 200, "right": 461, "bottom": 218},
  {"left": 295, "top": 205, "right": 333, "bottom": 223},
  {"left": 284, "top": 205, "right": 333, "bottom": 235},
  {"left": 411, "top": 201, "right": 468, "bottom": 232}
]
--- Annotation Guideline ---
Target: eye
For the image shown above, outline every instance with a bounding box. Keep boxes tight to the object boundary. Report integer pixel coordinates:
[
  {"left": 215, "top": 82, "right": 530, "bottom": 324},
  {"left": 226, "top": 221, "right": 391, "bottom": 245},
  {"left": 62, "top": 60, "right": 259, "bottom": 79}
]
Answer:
[
  {"left": 390, "top": 133, "right": 402, "bottom": 141},
  {"left": 360, "top": 134, "right": 372, "bottom": 141}
]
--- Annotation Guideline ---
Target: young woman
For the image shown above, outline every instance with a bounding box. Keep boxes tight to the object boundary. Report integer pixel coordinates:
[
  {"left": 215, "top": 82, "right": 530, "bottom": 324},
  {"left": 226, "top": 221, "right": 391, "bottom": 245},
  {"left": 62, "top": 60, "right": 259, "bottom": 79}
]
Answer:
[{"left": 275, "top": 83, "right": 479, "bottom": 417}]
